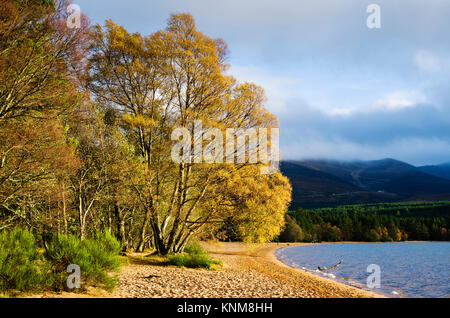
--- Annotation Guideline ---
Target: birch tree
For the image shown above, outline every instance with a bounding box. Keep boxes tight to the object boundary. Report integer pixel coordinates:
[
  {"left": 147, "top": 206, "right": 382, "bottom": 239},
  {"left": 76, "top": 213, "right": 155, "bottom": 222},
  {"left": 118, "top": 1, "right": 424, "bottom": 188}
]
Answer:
[{"left": 88, "top": 14, "right": 291, "bottom": 254}]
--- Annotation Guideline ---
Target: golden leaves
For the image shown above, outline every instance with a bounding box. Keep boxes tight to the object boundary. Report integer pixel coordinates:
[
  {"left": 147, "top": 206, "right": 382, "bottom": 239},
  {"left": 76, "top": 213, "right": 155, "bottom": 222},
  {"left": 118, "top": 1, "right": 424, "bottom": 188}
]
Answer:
[
  {"left": 120, "top": 114, "right": 157, "bottom": 131},
  {"left": 88, "top": 13, "right": 292, "bottom": 248}
]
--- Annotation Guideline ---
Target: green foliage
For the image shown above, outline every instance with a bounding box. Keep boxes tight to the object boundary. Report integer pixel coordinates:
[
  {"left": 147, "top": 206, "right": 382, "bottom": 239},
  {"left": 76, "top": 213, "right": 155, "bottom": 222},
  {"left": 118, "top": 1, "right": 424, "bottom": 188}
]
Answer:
[
  {"left": 168, "top": 242, "right": 222, "bottom": 270},
  {"left": 366, "top": 229, "right": 381, "bottom": 242},
  {"left": 216, "top": 217, "right": 243, "bottom": 242},
  {"left": 0, "top": 228, "right": 122, "bottom": 294},
  {"left": 45, "top": 233, "right": 84, "bottom": 290},
  {"left": 279, "top": 215, "right": 304, "bottom": 242},
  {"left": 168, "top": 254, "right": 222, "bottom": 270},
  {"left": 46, "top": 230, "right": 121, "bottom": 291},
  {"left": 0, "top": 229, "right": 51, "bottom": 292},
  {"left": 310, "top": 201, "right": 450, "bottom": 217},
  {"left": 289, "top": 202, "right": 450, "bottom": 242},
  {"left": 183, "top": 242, "right": 206, "bottom": 256}
]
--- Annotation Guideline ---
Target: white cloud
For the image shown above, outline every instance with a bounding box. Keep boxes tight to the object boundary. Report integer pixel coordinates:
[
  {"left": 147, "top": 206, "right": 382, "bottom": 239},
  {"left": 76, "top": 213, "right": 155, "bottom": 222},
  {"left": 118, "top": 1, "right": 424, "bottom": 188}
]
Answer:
[
  {"left": 327, "top": 107, "right": 356, "bottom": 117},
  {"left": 328, "top": 90, "right": 427, "bottom": 117},
  {"left": 228, "top": 65, "right": 305, "bottom": 115},
  {"left": 282, "top": 136, "right": 450, "bottom": 166},
  {"left": 370, "top": 90, "right": 426, "bottom": 111},
  {"left": 77, "top": 0, "right": 450, "bottom": 165},
  {"left": 415, "top": 50, "right": 450, "bottom": 72}
]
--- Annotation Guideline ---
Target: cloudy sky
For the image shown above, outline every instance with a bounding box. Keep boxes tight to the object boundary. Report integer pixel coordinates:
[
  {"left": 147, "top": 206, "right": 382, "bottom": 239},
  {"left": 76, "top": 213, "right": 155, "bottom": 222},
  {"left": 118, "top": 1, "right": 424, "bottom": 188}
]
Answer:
[{"left": 76, "top": 0, "right": 450, "bottom": 166}]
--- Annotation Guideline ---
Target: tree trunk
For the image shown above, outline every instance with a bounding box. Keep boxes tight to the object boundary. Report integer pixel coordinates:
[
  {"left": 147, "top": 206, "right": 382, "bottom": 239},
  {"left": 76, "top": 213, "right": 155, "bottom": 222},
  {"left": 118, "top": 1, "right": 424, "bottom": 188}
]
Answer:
[
  {"left": 136, "top": 209, "right": 151, "bottom": 252},
  {"left": 127, "top": 216, "right": 134, "bottom": 250},
  {"left": 151, "top": 221, "right": 170, "bottom": 255},
  {"left": 114, "top": 202, "right": 128, "bottom": 251},
  {"left": 120, "top": 219, "right": 127, "bottom": 251},
  {"left": 107, "top": 206, "right": 112, "bottom": 233},
  {"left": 61, "top": 186, "right": 67, "bottom": 234},
  {"left": 79, "top": 195, "right": 86, "bottom": 240}
]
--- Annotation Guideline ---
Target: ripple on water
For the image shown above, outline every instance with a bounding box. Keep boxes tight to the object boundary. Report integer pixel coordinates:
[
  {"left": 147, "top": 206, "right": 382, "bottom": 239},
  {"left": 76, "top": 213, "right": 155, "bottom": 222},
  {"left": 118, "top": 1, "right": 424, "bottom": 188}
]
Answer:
[{"left": 275, "top": 242, "right": 450, "bottom": 298}]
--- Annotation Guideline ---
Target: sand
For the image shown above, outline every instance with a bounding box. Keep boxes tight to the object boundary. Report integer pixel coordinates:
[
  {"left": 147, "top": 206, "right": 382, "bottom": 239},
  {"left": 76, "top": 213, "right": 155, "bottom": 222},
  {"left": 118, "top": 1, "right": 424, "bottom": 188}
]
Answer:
[
  {"left": 27, "top": 242, "right": 383, "bottom": 298},
  {"left": 110, "top": 242, "right": 383, "bottom": 298}
]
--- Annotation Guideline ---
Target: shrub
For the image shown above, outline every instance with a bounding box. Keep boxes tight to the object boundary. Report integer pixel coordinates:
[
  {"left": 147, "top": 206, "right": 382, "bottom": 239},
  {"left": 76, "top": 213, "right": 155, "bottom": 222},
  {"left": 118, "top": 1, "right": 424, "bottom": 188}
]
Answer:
[
  {"left": 167, "top": 254, "right": 191, "bottom": 267},
  {"left": 168, "top": 254, "right": 222, "bottom": 270},
  {"left": 45, "top": 233, "right": 84, "bottom": 290},
  {"left": 168, "top": 242, "right": 222, "bottom": 270},
  {"left": 0, "top": 229, "right": 51, "bottom": 292},
  {"left": 183, "top": 242, "right": 206, "bottom": 256},
  {"left": 46, "top": 230, "right": 121, "bottom": 291},
  {"left": 0, "top": 228, "right": 121, "bottom": 293},
  {"left": 79, "top": 231, "right": 121, "bottom": 290},
  {"left": 279, "top": 215, "right": 304, "bottom": 242},
  {"left": 365, "top": 229, "right": 381, "bottom": 242},
  {"left": 91, "top": 230, "right": 122, "bottom": 256}
]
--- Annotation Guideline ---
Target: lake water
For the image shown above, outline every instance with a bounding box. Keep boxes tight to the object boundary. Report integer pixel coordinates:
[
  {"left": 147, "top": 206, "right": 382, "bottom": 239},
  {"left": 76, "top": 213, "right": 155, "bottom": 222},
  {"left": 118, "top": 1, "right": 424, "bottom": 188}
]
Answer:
[{"left": 274, "top": 242, "right": 450, "bottom": 298}]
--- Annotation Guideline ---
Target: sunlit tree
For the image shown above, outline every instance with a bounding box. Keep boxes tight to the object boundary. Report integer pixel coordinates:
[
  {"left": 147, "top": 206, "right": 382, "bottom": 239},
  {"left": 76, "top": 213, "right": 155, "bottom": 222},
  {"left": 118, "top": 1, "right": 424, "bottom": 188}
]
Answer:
[{"left": 88, "top": 14, "right": 291, "bottom": 254}]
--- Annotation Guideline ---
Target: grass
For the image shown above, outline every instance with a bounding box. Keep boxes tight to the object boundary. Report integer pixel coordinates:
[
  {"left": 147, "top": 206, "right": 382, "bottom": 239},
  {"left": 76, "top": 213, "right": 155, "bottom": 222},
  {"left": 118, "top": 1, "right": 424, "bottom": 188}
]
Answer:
[
  {"left": 128, "top": 254, "right": 170, "bottom": 267},
  {"left": 167, "top": 242, "right": 223, "bottom": 270},
  {"left": 167, "top": 254, "right": 223, "bottom": 270},
  {"left": 127, "top": 242, "right": 223, "bottom": 270}
]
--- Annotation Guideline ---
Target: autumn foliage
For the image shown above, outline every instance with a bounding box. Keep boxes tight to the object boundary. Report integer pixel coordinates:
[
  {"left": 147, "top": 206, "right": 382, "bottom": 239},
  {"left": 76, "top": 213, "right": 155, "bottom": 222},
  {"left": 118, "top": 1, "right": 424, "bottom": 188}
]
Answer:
[{"left": 0, "top": 1, "right": 291, "bottom": 255}]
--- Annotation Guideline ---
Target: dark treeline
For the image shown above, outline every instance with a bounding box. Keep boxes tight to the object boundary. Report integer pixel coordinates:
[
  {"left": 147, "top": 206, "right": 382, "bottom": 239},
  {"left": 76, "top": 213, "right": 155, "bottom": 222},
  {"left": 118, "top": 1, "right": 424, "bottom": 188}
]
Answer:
[{"left": 278, "top": 202, "right": 450, "bottom": 242}]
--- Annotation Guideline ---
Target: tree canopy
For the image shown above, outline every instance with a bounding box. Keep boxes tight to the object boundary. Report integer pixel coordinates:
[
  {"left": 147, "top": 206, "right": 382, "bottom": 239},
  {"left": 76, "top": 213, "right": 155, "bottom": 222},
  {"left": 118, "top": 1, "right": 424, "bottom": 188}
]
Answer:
[{"left": 1, "top": 2, "right": 292, "bottom": 255}]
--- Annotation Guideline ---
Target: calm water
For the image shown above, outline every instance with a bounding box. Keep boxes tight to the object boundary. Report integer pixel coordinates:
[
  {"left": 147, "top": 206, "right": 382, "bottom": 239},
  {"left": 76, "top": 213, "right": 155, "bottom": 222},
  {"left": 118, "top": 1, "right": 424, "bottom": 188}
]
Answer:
[{"left": 274, "top": 242, "right": 450, "bottom": 298}]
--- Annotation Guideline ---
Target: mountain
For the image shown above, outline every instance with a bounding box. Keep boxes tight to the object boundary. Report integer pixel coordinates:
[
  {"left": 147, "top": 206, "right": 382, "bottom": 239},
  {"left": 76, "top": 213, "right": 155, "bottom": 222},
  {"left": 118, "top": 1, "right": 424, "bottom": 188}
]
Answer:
[
  {"left": 418, "top": 163, "right": 450, "bottom": 180},
  {"left": 280, "top": 161, "right": 360, "bottom": 194},
  {"left": 280, "top": 161, "right": 402, "bottom": 209},
  {"left": 281, "top": 159, "right": 450, "bottom": 209},
  {"left": 294, "top": 158, "right": 418, "bottom": 190}
]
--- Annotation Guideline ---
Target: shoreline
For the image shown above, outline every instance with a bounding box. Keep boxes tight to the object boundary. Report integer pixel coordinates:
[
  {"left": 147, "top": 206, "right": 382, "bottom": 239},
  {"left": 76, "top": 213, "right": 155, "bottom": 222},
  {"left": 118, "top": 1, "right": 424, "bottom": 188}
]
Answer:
[
  {"left": 250, "top": 242, "right": 385, "bottom": 298},
  {"left": 31, "top": 240, "right": 448, "bottom": 298},
  {"left": 201, "top": 242, "right": 383, "bottom": 298},
  {"left": 29, "top": 242, "right": 385, "bottom": 298},
  {"left": 273, "top": 240, "right": 449, "bottom": 298},
  {"left": 269, "top": 243, "right": 388, "bottom": 298}
]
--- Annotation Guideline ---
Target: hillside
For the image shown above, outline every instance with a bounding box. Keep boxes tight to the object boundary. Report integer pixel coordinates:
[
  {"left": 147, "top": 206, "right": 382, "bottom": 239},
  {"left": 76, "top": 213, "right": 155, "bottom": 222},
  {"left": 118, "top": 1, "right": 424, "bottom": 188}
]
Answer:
[
  {"left": 418, "top": 163, "right": 450, "bottom": 180},
  {"left": 281, "top": 159, "right": 450, "bottom": 209}
]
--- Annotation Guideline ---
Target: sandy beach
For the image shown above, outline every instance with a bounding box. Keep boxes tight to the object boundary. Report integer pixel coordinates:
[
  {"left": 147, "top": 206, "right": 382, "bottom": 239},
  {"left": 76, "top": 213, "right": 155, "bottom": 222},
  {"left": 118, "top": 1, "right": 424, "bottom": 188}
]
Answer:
[
  {"left": 27, "top": 242, "right": 382, "bottom": 298},
  {"left": 110, "top": 242, "right": 382, "bottom": 298}
]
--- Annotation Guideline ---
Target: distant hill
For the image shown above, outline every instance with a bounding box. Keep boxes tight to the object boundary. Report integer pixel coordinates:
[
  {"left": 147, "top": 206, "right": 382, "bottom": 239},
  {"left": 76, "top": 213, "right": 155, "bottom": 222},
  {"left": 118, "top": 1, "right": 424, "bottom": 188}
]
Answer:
[
  {"left": 281, "top": 159, "right": 450, "bottom": 209},
  {"left": 418, "top": 163, "right": 450, "bottom": 180}
]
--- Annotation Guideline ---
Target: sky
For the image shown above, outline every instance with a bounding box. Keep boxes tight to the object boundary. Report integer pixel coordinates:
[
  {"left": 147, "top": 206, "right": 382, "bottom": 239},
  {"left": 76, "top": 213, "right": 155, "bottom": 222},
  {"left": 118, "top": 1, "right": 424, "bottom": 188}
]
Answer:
[{"left": 76, "top": 0, "right": 450, "bottom": 166}]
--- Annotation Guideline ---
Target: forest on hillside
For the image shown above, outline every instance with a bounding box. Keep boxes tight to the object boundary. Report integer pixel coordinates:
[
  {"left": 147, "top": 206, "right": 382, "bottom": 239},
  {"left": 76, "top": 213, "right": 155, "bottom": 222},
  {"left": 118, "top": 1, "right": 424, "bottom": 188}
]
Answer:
[{"left": 279, "top": 202, "right": 450, "bottom": 242}]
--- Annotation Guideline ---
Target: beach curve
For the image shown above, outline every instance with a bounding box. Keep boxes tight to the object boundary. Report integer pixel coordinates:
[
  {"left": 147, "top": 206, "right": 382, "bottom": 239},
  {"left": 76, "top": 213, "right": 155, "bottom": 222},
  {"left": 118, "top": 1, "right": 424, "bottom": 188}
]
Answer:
[{"left": 110, "top": 242, "right": 383, "bottom": 298}]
